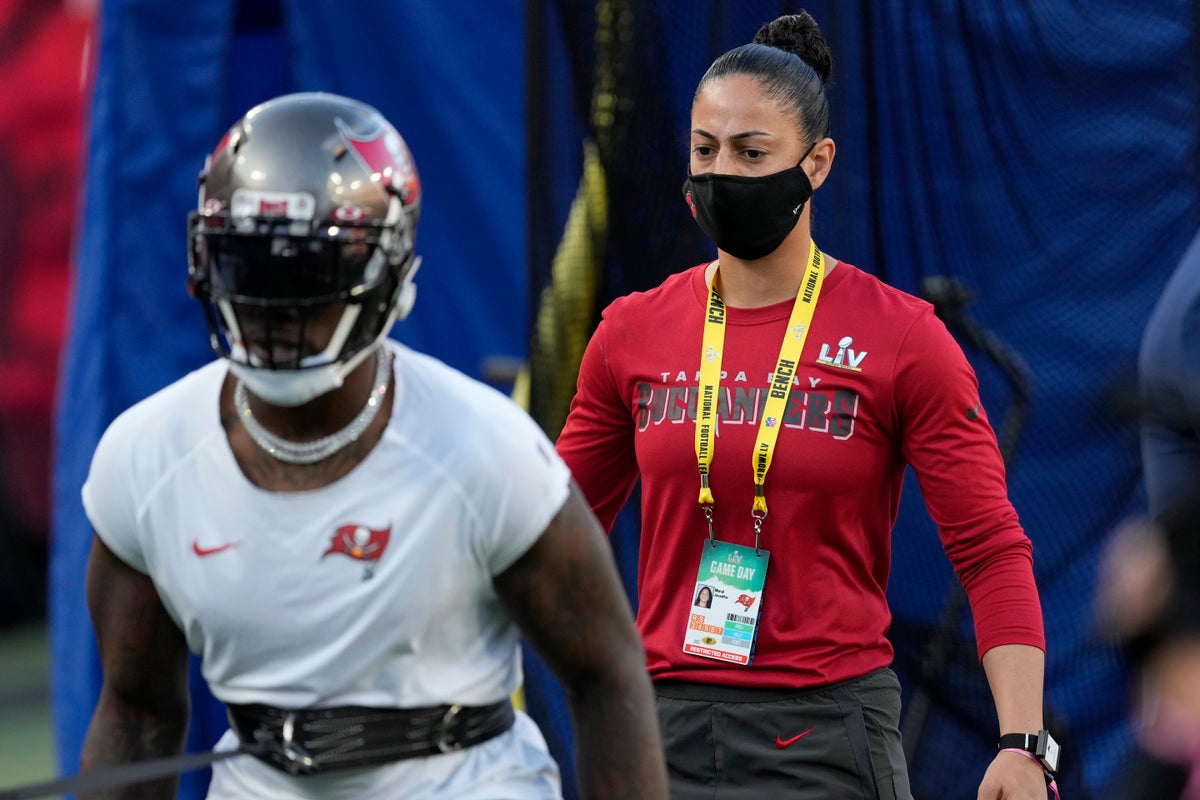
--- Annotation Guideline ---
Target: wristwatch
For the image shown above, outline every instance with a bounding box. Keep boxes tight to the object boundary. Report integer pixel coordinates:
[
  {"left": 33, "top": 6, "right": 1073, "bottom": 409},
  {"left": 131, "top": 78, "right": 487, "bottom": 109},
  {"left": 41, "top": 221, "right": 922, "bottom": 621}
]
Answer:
[{"left": 997, "top": 729, "right": 1060, "bottom": 775}]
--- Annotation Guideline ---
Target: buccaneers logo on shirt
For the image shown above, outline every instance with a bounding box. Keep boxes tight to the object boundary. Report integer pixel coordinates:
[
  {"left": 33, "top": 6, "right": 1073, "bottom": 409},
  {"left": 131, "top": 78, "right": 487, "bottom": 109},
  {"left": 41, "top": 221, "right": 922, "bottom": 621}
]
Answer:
[{"left": 323, "top": 524, "right": 391, "bottom": 581}]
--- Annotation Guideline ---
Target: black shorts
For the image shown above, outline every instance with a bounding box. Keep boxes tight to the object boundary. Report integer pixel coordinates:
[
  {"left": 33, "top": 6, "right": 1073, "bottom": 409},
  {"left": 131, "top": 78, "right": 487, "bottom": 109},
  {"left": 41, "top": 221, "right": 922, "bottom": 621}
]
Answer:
[{"left": 654, "top": 667, "right": 913, "bottom": 800}]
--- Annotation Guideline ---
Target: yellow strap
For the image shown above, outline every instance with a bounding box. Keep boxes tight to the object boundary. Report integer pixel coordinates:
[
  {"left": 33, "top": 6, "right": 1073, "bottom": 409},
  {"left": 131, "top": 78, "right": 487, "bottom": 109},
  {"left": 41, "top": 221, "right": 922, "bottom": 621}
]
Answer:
[
  {"left": 695, "top": 272, "right": 726, "bottom": 506},
  {"left": 695, "top": 240, "right": 826, "bottom": 524}
]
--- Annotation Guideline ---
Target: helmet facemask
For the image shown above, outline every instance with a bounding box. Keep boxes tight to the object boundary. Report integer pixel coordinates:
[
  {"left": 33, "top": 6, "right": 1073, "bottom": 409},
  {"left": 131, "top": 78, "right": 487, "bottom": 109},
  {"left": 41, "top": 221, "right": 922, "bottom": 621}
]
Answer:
[{"left": 189, "top": 195, "right": 416, "bottom": 372}]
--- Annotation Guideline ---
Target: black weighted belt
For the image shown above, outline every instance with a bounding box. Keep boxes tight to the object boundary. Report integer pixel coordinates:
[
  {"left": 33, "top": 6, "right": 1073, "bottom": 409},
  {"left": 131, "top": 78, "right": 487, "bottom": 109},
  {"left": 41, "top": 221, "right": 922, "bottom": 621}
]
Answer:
[
  {"left": 0, "top": 701, "right": 515, "bottom": 798},
  {"left": 226, "top": 698, "right": 516, "bottom": 775}
]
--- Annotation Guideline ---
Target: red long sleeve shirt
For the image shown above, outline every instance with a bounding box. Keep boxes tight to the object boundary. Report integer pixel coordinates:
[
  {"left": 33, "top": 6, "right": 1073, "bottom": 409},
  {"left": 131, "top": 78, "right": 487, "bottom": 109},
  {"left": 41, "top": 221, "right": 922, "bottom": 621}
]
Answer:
[{"left": 557, "top": 261, "right": 1044, "bottom": 688}]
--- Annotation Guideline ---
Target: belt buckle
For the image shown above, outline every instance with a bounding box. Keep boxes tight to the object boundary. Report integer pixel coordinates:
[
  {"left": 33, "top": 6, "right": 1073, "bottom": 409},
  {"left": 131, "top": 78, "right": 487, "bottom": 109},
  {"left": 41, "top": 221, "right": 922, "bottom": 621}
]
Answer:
[
  {"left": 433, "top": 704, "right": 464, "bottom": 754},
  {"left": 280, "top": 711, "right": 317, "bottom": 775}
]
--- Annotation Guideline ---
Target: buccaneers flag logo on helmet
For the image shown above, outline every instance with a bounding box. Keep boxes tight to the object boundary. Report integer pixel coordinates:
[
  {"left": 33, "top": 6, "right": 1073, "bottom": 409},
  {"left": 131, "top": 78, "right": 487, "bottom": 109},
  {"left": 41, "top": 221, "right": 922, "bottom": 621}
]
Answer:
[
  {"left": 323, "top": 523, "right": 391, "bottom": 581},
  {"left": 336, "top": 118, "right": 421, "bottom": 209}
]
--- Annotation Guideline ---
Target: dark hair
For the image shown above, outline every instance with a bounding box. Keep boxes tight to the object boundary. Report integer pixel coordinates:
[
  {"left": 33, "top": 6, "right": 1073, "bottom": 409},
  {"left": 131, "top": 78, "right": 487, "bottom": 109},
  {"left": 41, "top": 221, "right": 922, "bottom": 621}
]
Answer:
[{"left": 695, "top": 11, "right": 833, "bottom": 141}]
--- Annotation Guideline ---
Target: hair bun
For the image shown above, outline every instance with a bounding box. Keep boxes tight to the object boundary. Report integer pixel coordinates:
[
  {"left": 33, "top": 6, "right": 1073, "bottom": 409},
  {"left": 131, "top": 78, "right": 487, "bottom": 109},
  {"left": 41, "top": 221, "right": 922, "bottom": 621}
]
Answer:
[{"left": 752, "top": 11, "right": 833, "bottom": 85}]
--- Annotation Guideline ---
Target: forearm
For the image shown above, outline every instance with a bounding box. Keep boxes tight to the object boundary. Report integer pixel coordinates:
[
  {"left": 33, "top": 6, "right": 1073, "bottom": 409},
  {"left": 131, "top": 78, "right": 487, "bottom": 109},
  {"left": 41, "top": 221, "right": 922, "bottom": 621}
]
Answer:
[
  {"left": 494, "top": 485, "right": 668, "bottom": 797},
  {"left": 568, "top": 658, "right": 668, "bottom": 800},
  {"left": 981, "top": 643, "right": 1044, "bottom": 734},
  {"left": 79, "top": 690, "right": 188, "bottom": 800}
]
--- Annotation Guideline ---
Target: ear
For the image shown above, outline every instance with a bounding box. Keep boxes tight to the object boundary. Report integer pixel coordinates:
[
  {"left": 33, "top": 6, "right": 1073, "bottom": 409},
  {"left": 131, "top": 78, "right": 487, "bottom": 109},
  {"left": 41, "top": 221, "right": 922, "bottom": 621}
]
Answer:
[{"left": 805, "top": 137, "right": 836, "bottom": 191}]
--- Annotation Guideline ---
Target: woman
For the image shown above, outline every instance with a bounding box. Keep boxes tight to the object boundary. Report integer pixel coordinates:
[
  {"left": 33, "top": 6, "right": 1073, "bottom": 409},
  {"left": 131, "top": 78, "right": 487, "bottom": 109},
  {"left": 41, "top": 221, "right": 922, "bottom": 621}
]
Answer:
[{"left": 556, "top": 12, "right": 1052, "bottom": 800}]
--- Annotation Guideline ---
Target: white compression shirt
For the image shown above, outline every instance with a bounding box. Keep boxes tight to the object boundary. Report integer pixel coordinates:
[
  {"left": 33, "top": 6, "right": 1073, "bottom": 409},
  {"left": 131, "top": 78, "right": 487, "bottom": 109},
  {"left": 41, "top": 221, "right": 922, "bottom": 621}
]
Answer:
[{"left": 82, "top": 339, "right": 571, "bottom": 799}]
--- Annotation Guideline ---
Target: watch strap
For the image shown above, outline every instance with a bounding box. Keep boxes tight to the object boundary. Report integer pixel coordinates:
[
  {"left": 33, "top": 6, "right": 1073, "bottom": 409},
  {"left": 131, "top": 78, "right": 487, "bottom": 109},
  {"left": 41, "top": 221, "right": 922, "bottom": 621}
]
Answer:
[
  {"left": 998, "top": 730, "right": 1060, "bottom": 777},
  {"left": 997, "top": 732, "right": 1038, "bottom": 752}
]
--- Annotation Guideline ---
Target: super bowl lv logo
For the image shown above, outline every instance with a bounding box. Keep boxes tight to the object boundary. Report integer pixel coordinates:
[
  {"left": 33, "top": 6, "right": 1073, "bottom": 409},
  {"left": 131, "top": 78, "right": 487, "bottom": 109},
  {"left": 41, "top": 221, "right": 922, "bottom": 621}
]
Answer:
[{"left": 323, "top": 523, "right": 391, "bottom": 581}]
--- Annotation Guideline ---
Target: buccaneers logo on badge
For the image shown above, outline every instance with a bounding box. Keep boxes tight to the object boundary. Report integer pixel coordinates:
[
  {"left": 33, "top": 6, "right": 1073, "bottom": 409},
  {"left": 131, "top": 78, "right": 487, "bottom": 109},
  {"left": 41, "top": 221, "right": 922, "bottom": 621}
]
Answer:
[{"left": 323, "top": 523, "right": 391, "bottom": 581}]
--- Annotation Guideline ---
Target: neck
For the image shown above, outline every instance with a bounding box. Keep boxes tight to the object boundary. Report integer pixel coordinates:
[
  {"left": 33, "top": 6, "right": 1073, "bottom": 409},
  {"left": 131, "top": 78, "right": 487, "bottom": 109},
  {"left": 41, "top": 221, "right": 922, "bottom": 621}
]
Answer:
[{"left": 707, "top": 225, "right": 835, "bottom": 308}]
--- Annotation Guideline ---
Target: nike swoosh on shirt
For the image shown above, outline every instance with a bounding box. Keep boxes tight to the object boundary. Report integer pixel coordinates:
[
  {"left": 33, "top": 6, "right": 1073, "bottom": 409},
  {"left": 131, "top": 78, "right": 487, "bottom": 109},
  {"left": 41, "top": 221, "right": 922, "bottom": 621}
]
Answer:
[
  {"left": 192, "top": 540, "right": 241, "bottom": 558},
  {"left": 775, "top": 727, "right": 815, "bottom": 749}
]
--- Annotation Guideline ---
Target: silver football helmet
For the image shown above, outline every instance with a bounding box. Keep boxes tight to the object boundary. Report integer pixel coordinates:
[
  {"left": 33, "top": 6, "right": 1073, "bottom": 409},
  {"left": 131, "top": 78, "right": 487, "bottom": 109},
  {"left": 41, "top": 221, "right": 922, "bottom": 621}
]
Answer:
[{"left": 187, "top": 92, "right": 422, "bottom": 373}]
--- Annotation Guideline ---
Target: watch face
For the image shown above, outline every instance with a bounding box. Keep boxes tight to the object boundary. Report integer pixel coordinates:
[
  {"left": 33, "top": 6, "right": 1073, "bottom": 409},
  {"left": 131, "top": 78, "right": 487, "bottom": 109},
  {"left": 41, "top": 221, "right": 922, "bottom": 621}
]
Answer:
[{"left": 1038, "top": 731, "right": 1060, "bottom": 773}]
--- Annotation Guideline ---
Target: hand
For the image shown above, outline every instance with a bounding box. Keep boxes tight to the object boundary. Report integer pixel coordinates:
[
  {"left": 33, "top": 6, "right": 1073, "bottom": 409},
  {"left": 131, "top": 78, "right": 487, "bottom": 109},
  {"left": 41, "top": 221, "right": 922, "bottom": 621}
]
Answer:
[
  {"left": 1145, "top": 635, "right": 1200, "bottom": 726},
  {"left": 976, "top": 749, "right": 1050, "bottom": 799}
]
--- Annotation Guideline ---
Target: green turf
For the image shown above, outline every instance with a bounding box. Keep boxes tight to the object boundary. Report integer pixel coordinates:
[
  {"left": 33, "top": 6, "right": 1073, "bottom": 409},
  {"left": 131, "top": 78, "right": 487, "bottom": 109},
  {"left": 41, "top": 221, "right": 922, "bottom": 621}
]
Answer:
[{"left": 0, "top": 622, "right": 59, "bottom": 797}]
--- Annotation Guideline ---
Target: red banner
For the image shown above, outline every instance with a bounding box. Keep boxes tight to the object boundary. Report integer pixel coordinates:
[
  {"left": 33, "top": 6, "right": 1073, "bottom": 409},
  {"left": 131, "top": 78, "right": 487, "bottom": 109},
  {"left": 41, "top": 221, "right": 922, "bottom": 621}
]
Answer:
[{"left": 0, "top": 0, "right": 92, "bottom": 534}]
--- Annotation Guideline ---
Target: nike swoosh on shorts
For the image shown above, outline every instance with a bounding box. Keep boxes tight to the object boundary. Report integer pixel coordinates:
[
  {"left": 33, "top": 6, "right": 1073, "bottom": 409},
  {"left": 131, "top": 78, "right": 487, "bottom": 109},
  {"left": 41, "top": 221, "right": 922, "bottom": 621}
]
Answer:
[{"left": 775, "top": 727, "right": 815, "bottom": 749}]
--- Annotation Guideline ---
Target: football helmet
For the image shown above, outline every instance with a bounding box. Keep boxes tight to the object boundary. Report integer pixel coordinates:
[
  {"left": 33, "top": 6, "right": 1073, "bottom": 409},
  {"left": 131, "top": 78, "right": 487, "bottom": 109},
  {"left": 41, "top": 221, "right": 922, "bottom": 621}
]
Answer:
[{"left": 187, "top": 92, "right": 422, "bottom": 385}]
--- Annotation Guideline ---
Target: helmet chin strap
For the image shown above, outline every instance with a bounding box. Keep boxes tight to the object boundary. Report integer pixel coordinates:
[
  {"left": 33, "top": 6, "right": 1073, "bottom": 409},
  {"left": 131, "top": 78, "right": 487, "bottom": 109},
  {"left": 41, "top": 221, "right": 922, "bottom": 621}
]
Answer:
[
  {"left": 230, "top": 336, "right": 382, "bottom": 407},
  {"left": 222, "top": 300, "right": 370, "bottom": 408}
]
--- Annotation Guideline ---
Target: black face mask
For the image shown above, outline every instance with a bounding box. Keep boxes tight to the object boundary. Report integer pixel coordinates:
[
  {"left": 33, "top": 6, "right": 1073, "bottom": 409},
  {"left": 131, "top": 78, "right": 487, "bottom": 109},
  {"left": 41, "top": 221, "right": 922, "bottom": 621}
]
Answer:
[{"left": 682, "top": 143, "right": 817, "bottom": 261}]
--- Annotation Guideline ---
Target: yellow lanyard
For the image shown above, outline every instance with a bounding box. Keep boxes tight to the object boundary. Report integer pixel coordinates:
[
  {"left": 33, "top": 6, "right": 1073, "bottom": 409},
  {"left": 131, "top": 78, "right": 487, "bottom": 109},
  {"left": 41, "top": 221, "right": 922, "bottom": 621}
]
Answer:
[{"left": 695, "top": 239, "right": 826, "bottom": 550}]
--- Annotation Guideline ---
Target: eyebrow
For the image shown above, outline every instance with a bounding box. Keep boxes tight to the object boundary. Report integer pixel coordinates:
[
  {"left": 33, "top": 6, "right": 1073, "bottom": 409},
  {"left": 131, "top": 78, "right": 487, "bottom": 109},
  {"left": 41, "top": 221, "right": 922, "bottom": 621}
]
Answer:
[{"left": 691, "top": 129, "right": 775, "bottom": 141}]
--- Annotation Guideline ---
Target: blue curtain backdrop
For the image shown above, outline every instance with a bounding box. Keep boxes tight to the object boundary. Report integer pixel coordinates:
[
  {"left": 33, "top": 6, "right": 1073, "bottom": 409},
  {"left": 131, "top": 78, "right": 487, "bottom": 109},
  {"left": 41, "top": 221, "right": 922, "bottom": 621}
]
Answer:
[{"left": 52, "top": 2, "right": 1200, "bottom": 799}]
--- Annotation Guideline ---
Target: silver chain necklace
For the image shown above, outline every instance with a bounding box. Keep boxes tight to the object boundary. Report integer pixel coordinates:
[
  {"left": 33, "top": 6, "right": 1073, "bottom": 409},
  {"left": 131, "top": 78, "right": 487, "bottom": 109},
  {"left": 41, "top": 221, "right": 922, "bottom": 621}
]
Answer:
[{"left": 234, "top": 348, "right": 392, "bottom": 464}]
